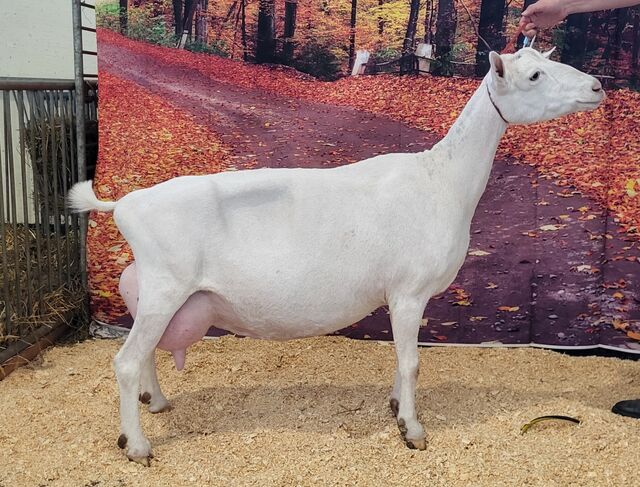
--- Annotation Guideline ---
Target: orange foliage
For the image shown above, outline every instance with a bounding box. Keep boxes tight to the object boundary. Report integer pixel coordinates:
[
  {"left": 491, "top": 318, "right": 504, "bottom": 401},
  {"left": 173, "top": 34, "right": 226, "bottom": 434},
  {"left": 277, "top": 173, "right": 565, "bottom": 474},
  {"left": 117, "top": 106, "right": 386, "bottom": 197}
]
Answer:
[
  {"left": 89, "top": 71, "right": 229, "bottom": 322},
  {"left": 98, "top": 28, "right": 640, "bottom": 239}
]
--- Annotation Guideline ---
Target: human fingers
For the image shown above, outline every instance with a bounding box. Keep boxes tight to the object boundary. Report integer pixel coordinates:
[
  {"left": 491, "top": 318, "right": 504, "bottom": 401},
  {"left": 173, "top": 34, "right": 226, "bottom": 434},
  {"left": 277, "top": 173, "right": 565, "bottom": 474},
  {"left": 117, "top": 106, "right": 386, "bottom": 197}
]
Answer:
[{"left": 523, "top": 22, "right": 537, "bottom": 38}]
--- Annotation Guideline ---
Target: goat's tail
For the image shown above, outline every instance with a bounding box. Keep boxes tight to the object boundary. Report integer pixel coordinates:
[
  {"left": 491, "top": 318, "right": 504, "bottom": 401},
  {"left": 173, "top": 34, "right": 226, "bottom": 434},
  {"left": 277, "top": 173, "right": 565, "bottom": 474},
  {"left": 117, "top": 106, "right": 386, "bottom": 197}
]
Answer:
[{"left": 67, "top": 180, "right": 118, "bottom": 213}]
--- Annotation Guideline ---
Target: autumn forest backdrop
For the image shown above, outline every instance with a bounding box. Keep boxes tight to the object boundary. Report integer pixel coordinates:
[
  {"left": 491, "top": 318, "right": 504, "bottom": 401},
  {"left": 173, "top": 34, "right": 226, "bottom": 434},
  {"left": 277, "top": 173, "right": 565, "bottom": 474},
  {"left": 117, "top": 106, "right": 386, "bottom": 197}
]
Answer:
[
  {"left": 99, "top": 0, "right": 640, "bottom": 84},
  {"left": 91, "top": 0, "right": 640, "bottom": 351}
]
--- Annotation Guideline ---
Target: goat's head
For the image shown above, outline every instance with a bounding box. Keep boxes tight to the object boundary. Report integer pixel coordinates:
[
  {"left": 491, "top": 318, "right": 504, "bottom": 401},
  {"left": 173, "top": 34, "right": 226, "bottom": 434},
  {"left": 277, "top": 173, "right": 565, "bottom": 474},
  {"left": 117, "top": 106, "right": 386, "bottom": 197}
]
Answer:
[{"left": 487, "top": 47, "right": 605, "bottom": 125}]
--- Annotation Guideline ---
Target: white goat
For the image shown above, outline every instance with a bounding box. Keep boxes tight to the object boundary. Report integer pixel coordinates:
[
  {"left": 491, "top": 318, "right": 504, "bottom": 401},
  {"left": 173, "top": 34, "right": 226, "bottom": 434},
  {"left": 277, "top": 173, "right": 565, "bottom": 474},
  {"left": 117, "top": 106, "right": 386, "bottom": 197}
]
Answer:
[{"left": 68, "top": 50, "right": 604, "bottom": 465}]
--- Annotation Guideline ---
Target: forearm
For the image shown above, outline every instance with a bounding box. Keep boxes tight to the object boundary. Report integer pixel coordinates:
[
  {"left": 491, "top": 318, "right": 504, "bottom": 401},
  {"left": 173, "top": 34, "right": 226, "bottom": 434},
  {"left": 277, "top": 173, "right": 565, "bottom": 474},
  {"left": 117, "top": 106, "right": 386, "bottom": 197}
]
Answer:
[{"left": 564, "top": 0, "right": 639, "bottom": 15}]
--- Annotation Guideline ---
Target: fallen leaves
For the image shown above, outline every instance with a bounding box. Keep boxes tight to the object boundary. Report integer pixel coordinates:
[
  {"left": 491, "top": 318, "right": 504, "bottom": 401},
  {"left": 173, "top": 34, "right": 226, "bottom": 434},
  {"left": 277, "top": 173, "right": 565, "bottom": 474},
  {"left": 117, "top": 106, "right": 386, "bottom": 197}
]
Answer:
[
  {"left": 574, "top": 264, "right": 599, "bottom": 274},
  {"left": 498, "top": 306, "right": 520, "bottom": 312},
  {"left": 539, "top": 224, "right": 566, "bottom": 232},
  {"left": 468, "top": 249, "right": 491, "bottom": 256},
  {"left": 449, "top": 286, "right": 472, "bottom": 307}
]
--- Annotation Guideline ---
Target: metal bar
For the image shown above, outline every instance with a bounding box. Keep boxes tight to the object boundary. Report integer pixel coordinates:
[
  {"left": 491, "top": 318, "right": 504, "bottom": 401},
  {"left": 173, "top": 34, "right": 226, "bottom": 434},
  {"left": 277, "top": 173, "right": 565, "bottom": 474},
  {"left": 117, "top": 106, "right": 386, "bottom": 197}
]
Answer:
[
  {"left": 37, "top": 91, "right": 53, "bottom": 293},
  {"left": 82, "top": 26, "right": 97, "bottom": 33},
  {"left": 48, "top": 92, "right": 63, "bottom": 287},
  {"left": 5, "top": 92, "right": 23, "bottom": 331},
  {"left": 72, "top": 0, "right": 89, "bottom": 295},
  {"left": 83, "top": 74, "right": 99, "bottom": 79},
  {"left": 80, "top": 2, "right": 96, "bottom": 9},
  {"left": 0, "top": 93, "right": 11, "bottom": 337},
  {"left": 0, "top": 78, "right": 97, "bottom": 90},
  {"left": 82, "top": 50, "right": 98, "bottom": 56},
  {"left": 66, "top": 92, "right": 79, "bottom": 278},
  {"left": 58, "top": 92, "right": 72, "bottom": 285},
  {"left": 26, "top": 92, "right": 44, "bottom": 312},
  {"left": 14, "top": 91, "right": 34, "bottom": 314},
  {"left": 0, "top": 78, "right": 76, "bottom": 90}
]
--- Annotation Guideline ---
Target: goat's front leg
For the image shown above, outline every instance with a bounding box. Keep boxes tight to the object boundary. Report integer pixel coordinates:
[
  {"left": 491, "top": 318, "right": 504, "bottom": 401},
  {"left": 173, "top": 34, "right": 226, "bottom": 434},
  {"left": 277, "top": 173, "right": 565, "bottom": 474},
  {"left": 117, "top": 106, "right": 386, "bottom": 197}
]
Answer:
[
  {"left": 389, "top": 298, "right": 426, "bottom": 450},
  {"left": 139, "top": 350, "right": 171, "bottom": 413},
  {"left": 114, "top": 289, "right": 185, "bottom": 466}
]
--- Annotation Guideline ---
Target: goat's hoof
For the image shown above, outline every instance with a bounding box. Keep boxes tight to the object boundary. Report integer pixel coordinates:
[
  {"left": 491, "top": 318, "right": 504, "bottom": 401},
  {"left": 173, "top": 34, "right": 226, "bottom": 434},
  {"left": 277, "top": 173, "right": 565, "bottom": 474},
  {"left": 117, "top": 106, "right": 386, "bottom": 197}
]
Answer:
[
  {"left": 139, "top": 392, "right": 152, "bottom": 405},
  {"left": 149, "top": 402, "right": 172, "bottom": 414},
  {"left": 117, "top": 434, "right": 128, "bottom": 449},
  {"left": 128, "top": 454, "right": 153, "bottom": 467},
  {"left": 389, "top": 398, "right": 399, "bottom": 417},
  {"left": 405, "top": 437, "right": 427, "bottom": 450},
  {"left": 125, "top": 438, "right": 153, "bottom": 466}
]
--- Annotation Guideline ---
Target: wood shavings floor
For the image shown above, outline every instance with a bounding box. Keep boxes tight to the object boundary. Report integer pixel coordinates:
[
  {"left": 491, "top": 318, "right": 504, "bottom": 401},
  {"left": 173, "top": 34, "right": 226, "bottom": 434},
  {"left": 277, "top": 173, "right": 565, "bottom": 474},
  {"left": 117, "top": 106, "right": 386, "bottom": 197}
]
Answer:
[{"left": 1, "top": 336, "right": 639, "bottom": 486}]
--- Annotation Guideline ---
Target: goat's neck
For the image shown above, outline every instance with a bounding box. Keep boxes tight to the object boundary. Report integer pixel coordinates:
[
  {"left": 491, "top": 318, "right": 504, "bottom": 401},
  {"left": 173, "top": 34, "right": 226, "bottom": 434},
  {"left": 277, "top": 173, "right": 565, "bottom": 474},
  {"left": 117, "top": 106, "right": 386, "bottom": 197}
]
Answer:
[{"left": 430, "top": 78, "right": 507, "bottom": 214}]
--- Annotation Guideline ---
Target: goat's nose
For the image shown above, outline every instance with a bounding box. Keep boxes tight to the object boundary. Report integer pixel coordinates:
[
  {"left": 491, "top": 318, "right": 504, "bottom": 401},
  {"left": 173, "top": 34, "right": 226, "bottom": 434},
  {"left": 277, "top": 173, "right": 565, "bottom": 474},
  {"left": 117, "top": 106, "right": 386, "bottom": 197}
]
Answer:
[{"left": 592, "top": 79, "right": 602, "bottom": 92}]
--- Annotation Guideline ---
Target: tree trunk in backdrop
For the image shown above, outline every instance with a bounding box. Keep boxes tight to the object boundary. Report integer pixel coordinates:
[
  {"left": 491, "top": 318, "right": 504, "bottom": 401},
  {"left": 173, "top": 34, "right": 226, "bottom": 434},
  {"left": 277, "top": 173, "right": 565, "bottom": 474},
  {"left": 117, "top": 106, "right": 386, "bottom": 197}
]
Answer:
[
  {"left": 632, "top": 10, "right": 640, "bottom": 86},
  {"left": 378, "top": 0, "right": 385, "bottom": 35},
  {"left": 283, "top": 0, "right": 298, "bottom": 65},
  {"left": 173, "top": 0, "right": 183, "bottom": 37},
  {"left": 475, "top": 0, "right": 506, "bottom": 76},
  {"left": 183, "top": 0, "right": 196, "bottom": 37},
  {"left": 401, "top": 0, "right": 421, "bottom": 73},
  {"left": 609, "top": 8, "right": 630, "bottom": 80},
  {"left": 256, "top": 0, "right": 276, "bottom": 63},
  {"left": 433, "top": 0, "right": 456, "bottom": 76},
  {"left": 561, "top": 13, "right": 590, "bottom": 70},
  {"left": 424, "top": 0, "right": 434, "bottom": 43},
  {"left": 241, "top": 0, "right": 248, "bottom": 61},
  {"left": 349, "top": 0, "right": 357, "bottom": 69},
  {"left": 119, "top": 0, "right": 128, "bottom": 34},
  {"left": 195, "top": 0, "right": 209, "bottom": 43},
  {"left": 178, "top": 0, "right": 197, "bottom": 48}
]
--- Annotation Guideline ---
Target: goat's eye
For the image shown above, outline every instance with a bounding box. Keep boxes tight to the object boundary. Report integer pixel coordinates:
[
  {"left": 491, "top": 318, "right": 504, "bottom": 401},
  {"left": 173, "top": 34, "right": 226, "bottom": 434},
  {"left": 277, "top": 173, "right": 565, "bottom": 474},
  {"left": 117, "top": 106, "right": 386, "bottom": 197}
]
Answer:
[{"left": 530, "top": 71, "right": 541, "bottom": 81}]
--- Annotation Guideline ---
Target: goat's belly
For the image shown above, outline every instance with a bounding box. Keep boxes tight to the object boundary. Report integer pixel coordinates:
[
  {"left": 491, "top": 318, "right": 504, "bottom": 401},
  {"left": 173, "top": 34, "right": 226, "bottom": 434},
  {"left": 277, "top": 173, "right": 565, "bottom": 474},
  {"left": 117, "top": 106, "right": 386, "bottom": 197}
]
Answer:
[
  {"left": 212, "top": 290, "right": 380, "bottom": 340},
  {"left": 158, "top": 290, "right": 376, "bottom": 343}
]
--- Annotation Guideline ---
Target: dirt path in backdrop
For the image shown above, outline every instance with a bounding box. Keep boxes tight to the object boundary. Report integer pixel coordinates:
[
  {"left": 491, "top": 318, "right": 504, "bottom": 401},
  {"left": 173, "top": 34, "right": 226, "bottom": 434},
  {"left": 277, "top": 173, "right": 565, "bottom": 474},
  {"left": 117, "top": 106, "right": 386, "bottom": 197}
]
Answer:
[{"left": 98, "top": 41, "right": 640, "bottom": 350}]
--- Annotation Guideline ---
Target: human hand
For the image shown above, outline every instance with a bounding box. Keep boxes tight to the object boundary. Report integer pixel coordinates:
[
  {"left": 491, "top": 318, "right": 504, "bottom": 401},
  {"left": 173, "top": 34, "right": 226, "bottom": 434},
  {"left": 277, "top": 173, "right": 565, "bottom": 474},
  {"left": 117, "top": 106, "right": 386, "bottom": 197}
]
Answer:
[{"left": 519, "top": 0, "right": 569, "bottom": 38}]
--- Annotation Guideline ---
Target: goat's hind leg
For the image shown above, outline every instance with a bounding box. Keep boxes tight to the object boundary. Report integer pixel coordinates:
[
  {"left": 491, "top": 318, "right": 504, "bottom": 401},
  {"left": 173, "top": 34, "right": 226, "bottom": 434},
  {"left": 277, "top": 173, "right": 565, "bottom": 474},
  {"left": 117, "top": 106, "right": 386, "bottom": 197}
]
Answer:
[
  {"left": 114, "top": 284, "right": 187, "bottom": 466},
  {"left": 390, "top": 298, "right": 426, "bottom": 450},
  {"left": 139, "top": 350, "right": 172, "bottom": 413}
]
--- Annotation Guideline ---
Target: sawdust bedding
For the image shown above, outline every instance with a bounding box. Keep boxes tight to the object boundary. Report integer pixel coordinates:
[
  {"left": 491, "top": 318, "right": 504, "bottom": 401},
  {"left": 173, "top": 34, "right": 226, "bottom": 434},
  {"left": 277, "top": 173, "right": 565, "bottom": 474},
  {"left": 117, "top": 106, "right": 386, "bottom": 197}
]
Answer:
[{"left": 1, "top": 336, "right": 639, "bottom": 486}]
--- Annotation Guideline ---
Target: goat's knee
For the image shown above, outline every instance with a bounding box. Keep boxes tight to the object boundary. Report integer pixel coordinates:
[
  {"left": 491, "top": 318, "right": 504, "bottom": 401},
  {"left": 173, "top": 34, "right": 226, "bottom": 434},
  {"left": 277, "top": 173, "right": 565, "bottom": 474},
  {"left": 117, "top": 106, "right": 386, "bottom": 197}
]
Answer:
[{"left": 114, "top": 352, "right": 143, "bottom": 386}]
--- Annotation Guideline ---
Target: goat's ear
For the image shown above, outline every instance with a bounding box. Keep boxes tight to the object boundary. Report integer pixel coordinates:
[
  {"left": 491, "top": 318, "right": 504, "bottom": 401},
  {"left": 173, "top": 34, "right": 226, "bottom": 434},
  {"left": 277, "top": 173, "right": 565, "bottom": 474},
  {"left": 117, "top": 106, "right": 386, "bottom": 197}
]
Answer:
[
  {"left": 542, "top": 47, "right": 556, "bottom": 59},
  {"left": 489, "top": 51, "right": 506, "bottom": 82}
]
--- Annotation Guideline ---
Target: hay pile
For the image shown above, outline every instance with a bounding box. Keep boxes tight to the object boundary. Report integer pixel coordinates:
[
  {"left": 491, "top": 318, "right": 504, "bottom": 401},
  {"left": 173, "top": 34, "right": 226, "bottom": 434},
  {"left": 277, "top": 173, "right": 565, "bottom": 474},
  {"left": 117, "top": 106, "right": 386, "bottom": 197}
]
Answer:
[
  {"left": 0, "top": 225, "right": 82, "bottom": 344},
  {"left": 1, "top": 336, "right": 639, "bottom": 486}
]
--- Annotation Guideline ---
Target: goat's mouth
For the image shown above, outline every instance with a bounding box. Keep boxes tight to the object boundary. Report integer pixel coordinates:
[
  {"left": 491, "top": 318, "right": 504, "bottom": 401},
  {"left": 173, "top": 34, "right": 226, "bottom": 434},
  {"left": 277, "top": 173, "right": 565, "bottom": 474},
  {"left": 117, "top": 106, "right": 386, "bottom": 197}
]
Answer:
[
  {"left": 576, "top": 98, "right": 603, "bottom": 108},
  {"left": 577, "top": 93, "right": 606, "bottom": 106}
]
